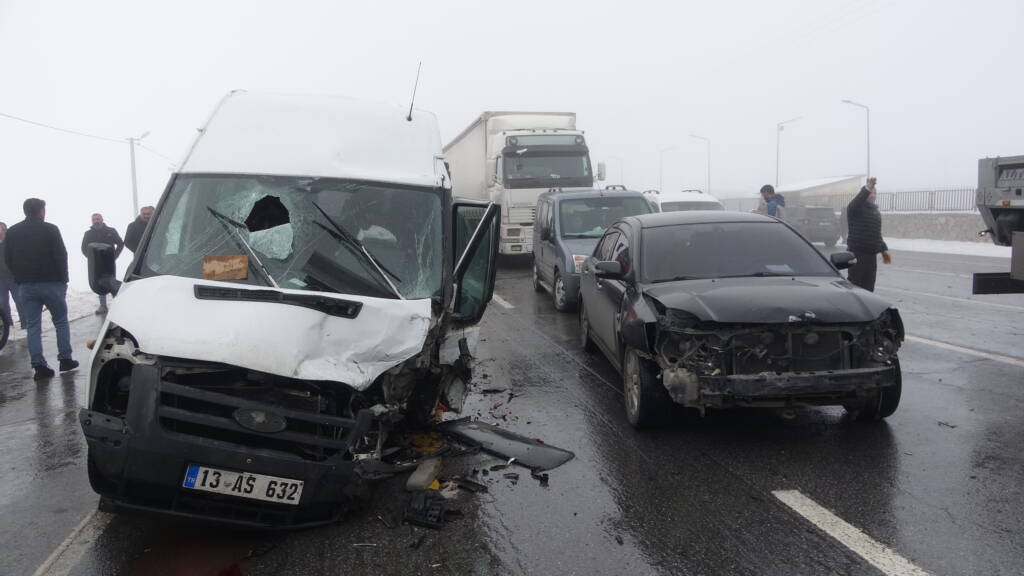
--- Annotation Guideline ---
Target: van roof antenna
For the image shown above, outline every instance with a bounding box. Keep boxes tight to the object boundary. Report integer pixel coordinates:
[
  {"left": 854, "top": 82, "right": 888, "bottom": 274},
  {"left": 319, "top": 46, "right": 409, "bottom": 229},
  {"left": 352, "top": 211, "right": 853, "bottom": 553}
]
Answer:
[{"left": 406, "top": 61, "right": 422, "bottom": 122}]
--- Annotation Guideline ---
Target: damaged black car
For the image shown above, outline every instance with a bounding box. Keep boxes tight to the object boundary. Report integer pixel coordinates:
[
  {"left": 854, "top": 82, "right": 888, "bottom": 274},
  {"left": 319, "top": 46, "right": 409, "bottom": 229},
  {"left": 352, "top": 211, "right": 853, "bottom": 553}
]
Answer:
[{"left": 578, "top": 211, "right": 904, "bottom": 428}]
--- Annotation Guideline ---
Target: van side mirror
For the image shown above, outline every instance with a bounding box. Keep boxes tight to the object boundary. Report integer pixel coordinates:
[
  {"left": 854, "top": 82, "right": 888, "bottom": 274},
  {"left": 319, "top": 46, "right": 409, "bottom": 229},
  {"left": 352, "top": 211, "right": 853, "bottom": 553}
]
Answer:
[
  {"left": 594, "top": 260, "right": 623, "bottom": 279},
  {"left": 597, "top": 162, "right": 607, "bottom": 182},
  {"left": 540, "top": 226, "right": 551, "bottom": 241},
  {"left": 452, "top": 202, "right": 499, "bottom": 325},
  {"left": 87, "top": 242, "right": 121, "bottom": 296},
  {"left": 830, "top": 251, "right": 857, "bottom": 270}
]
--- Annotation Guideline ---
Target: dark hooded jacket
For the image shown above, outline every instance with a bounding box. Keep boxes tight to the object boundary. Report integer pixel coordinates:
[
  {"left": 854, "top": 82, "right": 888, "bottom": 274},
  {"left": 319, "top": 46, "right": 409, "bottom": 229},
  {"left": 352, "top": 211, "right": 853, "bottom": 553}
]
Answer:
[
  {"left": 845, "top": 186, "right": 888, "bottom": 254},
  {"left": 124, "top": 217, "right": 149, "bottom": 253},
  {"left": 4, "top": 217, "right": 69, "bottom": 284}
]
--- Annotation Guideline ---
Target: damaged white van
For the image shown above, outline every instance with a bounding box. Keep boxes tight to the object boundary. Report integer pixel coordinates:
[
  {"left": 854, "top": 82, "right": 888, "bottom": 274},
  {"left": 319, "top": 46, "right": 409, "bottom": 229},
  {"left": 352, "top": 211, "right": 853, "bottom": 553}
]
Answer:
[{"left": 81, "top": 91, "right": 498, "bottom": 527}]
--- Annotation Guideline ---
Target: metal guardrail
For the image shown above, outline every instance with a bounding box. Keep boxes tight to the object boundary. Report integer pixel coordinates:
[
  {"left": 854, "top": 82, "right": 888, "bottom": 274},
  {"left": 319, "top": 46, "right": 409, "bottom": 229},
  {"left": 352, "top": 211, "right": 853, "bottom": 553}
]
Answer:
[{"left": 723, "top": 188, "right": 978, "bottom": 214}]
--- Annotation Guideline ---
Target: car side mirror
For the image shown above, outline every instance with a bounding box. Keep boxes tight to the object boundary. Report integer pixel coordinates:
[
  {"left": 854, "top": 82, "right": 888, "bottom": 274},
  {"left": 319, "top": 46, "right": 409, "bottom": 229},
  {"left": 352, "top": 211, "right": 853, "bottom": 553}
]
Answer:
[
  {"left": 830, "top": 251, "right": 857, "bottom": 270},
  {"left": 594, "top": 260, "right": 623, "bottom": 279},
  {"left": 452, "top": 202, "right": 500, "bottom": 326},
  {"left": 87, "top": 242, "right": 121, "bottom": 296}
]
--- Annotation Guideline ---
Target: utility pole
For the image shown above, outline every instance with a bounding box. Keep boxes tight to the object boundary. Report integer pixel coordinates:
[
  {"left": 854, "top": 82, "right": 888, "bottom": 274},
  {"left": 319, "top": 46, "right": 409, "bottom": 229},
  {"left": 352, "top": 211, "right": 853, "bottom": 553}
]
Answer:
[
  {"left": 128, "top": 131, "right": 150, "bottom": 216},
  {"left": 841, "top": 99, "right": 870, "bottom": 177},
  {"left": 689, "top": 134, "right": 711, "bottom": 195},
  {"left": 776, "top": 117, "right": 802, "bottom": 187}
]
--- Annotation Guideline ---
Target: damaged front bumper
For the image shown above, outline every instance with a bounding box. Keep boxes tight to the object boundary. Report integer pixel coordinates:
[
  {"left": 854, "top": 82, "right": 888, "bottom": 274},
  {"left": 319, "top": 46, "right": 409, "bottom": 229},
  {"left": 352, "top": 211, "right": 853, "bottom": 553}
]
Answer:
[
  {"left": 81, "top": 364, "right": 372, "bottom": 528},
  {"left": 686, "top": 365, "right": 898, "bottom": 408}
]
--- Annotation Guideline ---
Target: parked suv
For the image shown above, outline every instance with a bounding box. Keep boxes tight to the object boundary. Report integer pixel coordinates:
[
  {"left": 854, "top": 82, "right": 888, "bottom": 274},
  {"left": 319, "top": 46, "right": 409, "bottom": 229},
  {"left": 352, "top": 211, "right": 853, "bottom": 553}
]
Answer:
[
  {"left": 785, "top": 205, "right": 840, "bottom": 247},
  {"left": 533, "top": 187, "right": 654, "bottom": 311}
]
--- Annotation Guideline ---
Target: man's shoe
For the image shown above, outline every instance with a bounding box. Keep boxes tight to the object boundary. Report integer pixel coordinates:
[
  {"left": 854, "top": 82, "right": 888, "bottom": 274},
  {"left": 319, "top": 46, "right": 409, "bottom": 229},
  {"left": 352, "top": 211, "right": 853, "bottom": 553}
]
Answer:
[
  {"left": 59, "top": 359, "right": 80, "bottom": 373},
  {"left": 34, "top": 366, "right": 56, "bottom": 380},
  {"left": 95, "top": 307, "right": 108, "bottom": 315}
]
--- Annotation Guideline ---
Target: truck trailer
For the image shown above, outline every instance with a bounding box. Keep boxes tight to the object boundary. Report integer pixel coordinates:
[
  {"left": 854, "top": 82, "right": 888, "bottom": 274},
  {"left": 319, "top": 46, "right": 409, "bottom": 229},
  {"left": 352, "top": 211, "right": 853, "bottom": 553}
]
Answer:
[
  {"left": 973, "top": 155, "right": 1024, "bottom": 294},
  {"left": 444, "top": 112, "right": 596, "bottom": 255}
]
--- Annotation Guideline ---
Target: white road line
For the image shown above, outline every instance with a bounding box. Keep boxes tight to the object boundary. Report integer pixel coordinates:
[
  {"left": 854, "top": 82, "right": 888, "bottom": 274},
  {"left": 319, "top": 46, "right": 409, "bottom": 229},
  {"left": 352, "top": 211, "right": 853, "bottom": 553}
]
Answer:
[
  {"left": 906, "top": 334, "right": 1024, "bottom": 369},
  {"left": 32, "top": 509, "right": 113, "bottom": 576},
  {"left": 877, "top": 285, "right": 1024, "bottom": 312},
  {"left": 773, "top": 490, "right": 931, "bottom": 576},
  {"left": 492, "top": 293, "right": 514, "bottom": 309}
]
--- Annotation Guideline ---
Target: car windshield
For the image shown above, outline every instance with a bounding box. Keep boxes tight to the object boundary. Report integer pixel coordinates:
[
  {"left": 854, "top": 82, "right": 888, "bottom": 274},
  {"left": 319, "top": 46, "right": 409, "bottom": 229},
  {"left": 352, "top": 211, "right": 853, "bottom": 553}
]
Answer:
[
  {"left": 503, "top": 152, "right": 592, "bottom": 188},
  {"left": 559, "top": 196, "right": 652, "bottom": 238},
  {"left": 139, "top": 175, "right": 443, "bottom": 300},
  {"left": 660, "top": 201, "right": 723, "bottom": 212},
  {"left": 642, "top": 221, "right": 837, "bottom": 282}
]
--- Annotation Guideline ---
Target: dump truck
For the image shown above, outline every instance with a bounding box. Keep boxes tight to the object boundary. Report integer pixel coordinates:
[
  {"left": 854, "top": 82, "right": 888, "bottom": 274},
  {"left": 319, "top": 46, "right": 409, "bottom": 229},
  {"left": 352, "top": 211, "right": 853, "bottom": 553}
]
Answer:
[{"left": 973, "top": 155, "right": 1024, "bottom": 294}]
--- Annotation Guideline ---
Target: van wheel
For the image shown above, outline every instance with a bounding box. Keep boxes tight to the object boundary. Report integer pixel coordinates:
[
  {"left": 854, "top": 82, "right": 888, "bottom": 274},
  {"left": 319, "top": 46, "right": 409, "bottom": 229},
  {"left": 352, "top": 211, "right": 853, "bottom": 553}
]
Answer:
[
  {"left": 851, "top": 359, "right": 902, "bottom": 421},
  {"left": 579, "top": 298, "right": 596, "bottom": 353},
  {"left": 623, "top": 348, "right": 672, "bottom": 428},
  {"left": 532, "top": 262, "right": 543, "bottom": 292},
  {"left": 552, "top": 271, "right": 574, "bottom": 312}
]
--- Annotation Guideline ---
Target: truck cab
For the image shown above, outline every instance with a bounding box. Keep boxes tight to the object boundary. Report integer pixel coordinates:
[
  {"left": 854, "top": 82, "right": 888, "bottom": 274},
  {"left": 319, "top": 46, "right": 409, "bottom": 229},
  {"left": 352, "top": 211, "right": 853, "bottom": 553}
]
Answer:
[{"left": 81, "top": 91, "right": 499, "bottom": 527}]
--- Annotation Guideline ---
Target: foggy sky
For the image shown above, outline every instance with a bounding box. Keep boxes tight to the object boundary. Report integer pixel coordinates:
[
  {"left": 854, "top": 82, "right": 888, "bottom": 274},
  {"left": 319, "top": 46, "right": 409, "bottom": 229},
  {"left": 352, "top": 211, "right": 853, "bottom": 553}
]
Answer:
[{"left": 1, "top": 0, "right": 1021, "bottom": 289}]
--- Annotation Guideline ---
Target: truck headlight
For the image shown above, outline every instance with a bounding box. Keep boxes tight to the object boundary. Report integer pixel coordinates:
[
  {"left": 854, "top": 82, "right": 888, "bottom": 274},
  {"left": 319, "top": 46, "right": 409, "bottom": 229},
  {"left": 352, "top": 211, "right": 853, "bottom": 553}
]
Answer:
[
  {"left": 506, "top": 228, "right": 521, "bottom": 237},
  {"left": 573, "top": 254, "right": 587, "bottom": 274}
]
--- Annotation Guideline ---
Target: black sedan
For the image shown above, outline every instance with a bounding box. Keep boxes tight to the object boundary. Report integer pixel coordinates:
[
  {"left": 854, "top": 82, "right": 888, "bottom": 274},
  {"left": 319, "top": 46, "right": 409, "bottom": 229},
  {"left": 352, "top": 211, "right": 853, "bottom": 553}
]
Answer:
[{"left": 577, "top": 211, "right": 903, "bottom": 428}]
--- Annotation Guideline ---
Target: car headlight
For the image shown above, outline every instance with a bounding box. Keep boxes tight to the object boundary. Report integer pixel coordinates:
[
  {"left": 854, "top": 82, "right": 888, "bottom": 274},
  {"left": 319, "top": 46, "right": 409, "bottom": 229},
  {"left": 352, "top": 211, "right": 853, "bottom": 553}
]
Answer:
[{"left": 572, "top": 254, "right": 587, "bottom": 274}]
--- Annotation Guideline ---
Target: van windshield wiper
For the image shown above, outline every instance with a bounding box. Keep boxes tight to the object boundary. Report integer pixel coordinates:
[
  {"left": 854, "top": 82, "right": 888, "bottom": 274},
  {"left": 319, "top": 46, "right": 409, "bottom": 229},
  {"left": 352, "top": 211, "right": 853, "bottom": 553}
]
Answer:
[
  {"left": 310, "top": 200, "right": 403, "bottom": 300},
  {"left": 205, "top": 206, "right": 279, "bottom": 288}
]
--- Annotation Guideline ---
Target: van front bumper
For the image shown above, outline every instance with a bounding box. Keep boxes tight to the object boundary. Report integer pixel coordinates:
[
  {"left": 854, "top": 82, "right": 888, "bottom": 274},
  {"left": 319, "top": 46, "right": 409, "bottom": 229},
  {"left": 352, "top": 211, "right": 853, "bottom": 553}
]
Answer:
[{"left": 80, "top": 364, "right": 372, "bottom": 528}]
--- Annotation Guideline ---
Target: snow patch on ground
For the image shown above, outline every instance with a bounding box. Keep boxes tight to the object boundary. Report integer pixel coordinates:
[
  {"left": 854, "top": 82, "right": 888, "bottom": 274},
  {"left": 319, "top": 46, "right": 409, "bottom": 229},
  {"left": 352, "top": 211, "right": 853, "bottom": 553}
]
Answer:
[
  {"left": 7, "top": 288, "right": 98, "bottom": 342},
  {"left": 885, "top": 237, "right": 1011, "bottom": 258}
]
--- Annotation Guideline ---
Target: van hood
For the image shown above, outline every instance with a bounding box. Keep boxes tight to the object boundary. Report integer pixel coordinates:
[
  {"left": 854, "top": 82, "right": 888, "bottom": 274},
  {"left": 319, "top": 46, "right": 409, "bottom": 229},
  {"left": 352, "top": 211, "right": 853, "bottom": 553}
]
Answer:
[
  {"left": 643, "top": 276, "right": 892, "bottom": 325},
  {"left": 104, "top": 275, "right": 432, "bottom": 390}
]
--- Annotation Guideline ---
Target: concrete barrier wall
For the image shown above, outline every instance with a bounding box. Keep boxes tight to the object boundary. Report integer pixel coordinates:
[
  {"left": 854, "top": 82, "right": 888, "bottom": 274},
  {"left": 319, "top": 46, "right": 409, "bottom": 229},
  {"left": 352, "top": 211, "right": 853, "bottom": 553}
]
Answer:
[{"left": 881, "top": 212, "right": 987, "bottom": 243}]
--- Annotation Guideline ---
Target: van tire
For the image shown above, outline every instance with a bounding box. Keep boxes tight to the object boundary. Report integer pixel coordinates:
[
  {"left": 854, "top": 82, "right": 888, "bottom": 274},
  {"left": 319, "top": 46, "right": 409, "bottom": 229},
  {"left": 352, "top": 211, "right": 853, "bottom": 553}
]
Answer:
[
  {"left": 532, "top": 262, "right": 543, "bottom": 292},
  {"left": 552, "top": 270, "right": 574, "bottom": 312}
]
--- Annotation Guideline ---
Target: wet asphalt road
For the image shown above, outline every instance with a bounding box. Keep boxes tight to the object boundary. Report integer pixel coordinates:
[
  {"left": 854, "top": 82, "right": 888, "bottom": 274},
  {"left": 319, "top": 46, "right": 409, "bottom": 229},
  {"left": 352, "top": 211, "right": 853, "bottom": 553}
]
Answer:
[{"left": 1, "top": 247, "right": 1023, "bottom": 576}]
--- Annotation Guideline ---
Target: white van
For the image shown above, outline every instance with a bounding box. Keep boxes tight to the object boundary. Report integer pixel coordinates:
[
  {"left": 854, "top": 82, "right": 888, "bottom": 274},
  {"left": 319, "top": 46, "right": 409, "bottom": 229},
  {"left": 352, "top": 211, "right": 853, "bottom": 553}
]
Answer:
[
  {"left": 655, "top": 189, "right": 724, "bottom": 212},
  {"left": 81, "top": 91, "right": 499, "bottom": 527}
]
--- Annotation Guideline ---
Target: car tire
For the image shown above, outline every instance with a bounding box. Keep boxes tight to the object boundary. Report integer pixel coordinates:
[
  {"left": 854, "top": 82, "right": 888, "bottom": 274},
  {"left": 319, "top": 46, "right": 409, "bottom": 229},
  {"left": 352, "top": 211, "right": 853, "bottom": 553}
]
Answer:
[
  {"left": 825, "top": 238, "right": 838, "bottom": 248},
  {"left": 579, "top": 297, "right": 596, "bottom": 353},
  {"left": 532, "top": 261, "right": 544, "bottom": 292},
  {"left": 854, "top": 358, "right": 902, "bottom": 421},
  {"left": 623, "top": 348, "right": 673, "bottom": 428},
  {"left": 552, "top": 270, "right": 575, "bottom": 312}
]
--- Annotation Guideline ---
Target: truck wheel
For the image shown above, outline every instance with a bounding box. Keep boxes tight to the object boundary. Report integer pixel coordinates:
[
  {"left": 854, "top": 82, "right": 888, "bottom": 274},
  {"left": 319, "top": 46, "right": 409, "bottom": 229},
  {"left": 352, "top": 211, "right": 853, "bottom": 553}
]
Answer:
[
  {"left": 623, "top": 348, "right": 672, "bottom": 428},
  {"left": 825, "top": 238, "right": 838, "bottom": 248},
  {"left": 552, "top": 271, "right": 575, "bottom": 312},
  {"left": 854, "top": 358, "right": 902, "bottom": 421},
  {"left": 579, "top": 298, "right": 596, "bottom": 353},
  {"left": 532, "top": 262, "right": 544, "bottom": 293}
]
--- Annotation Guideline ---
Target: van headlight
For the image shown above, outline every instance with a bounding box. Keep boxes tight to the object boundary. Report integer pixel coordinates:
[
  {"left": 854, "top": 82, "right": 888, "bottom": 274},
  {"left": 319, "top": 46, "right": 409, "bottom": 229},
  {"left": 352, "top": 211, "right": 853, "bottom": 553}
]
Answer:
[{"left": 573, "top": 254, "right": 587, "bottom": 274}]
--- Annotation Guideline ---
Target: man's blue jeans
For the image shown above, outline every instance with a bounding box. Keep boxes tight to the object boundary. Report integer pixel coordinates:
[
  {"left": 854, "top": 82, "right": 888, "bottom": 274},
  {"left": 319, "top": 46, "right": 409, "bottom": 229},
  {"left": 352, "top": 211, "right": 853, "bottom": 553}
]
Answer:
[{"left": 18, "top": 282, "right": 73, "bottom": 368}]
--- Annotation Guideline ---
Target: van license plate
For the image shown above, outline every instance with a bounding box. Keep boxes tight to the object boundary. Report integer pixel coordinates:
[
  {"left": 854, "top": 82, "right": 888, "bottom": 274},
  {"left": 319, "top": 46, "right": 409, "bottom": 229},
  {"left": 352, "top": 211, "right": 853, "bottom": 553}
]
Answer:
[{"left": 182, "top": 464, "right": 303, "bottom": 505}]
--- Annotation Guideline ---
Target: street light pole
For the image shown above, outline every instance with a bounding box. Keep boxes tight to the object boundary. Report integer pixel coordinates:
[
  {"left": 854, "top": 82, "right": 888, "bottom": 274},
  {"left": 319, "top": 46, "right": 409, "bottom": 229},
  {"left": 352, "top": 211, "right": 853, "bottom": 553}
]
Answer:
[
  {"left": 841, "top": 99, "right": 870, "bottom": 177},
  {"left": 775, "top": 117, "right": 802, "bottom": 187},
  {"left": 689, "top": 134, "right": 710, "bottom": 195},
  {"left": 659, "top": 146, "right": 677, "bottom": 192},
  {"left": 127, "top": 131, "right": 150, "bottom": 216}
]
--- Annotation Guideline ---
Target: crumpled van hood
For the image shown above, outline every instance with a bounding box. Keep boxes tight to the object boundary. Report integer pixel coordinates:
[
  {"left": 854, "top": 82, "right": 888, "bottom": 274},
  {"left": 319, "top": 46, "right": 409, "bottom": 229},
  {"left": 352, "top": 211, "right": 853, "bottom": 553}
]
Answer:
[
  {"left": 104, "top": 275, "right": 432, "bottom": 390},
  {"left": 643, "top": 276, "right": 892, "bottom": 324}
]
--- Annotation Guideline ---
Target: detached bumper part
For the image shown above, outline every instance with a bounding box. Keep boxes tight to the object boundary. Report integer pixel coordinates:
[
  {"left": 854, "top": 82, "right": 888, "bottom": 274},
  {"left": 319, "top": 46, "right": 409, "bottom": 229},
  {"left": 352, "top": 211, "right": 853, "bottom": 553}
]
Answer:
[{"left": 80, "top": 364, "right": 372, "bottom": 528}]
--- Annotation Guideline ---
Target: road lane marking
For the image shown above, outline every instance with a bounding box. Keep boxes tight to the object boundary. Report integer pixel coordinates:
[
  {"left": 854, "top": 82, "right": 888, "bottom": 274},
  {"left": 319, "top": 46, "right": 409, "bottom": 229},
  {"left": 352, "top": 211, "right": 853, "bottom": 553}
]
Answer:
[
  {"left": 32, "top": 509, "right": 113, "bottom": 576},
  {"left": 772, "top": 490, "right": 931, "bottom": 576},
  {"left": 492, "top": 293, "right": 514, "bottom": 309},
  {"left": 905, "top": 335, "right": 1024, "bottom": 368},
  {"left": 876, "top": 285, "right": 1024, "bottom": 312}
]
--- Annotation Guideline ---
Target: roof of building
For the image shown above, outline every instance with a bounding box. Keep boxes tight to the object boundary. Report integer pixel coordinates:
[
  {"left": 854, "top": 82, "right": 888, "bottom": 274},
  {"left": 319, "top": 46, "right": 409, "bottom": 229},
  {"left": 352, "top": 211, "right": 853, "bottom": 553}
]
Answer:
[{"left": 180, "top": 91, "right": 445, "bottom": 188}]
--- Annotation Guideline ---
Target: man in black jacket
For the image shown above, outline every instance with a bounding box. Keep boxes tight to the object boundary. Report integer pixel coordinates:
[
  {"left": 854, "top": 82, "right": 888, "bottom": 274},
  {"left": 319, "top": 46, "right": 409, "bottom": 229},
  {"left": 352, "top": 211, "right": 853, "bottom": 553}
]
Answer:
[
  {"left": 81, "top": 213, "right": 124, "bottom": 314},
  {"left": 3, "top": 198, "right": 78, "bottom": 379},
  {"left": 845, "top": 177, "right": 892, "bottom": 291},
  {"left": 124, "top": 205, "right": 154, "bottom": 253}
]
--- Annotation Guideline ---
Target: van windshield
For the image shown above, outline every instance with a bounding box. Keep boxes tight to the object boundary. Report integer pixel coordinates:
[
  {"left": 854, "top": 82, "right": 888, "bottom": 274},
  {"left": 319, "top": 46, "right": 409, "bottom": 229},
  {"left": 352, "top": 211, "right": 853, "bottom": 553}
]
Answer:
[
  {"left": 139, "top": 175, "right": 443, "bottom": 300},
  {"left": 559, "top": 196, "right": 652, "bottom": 238}
]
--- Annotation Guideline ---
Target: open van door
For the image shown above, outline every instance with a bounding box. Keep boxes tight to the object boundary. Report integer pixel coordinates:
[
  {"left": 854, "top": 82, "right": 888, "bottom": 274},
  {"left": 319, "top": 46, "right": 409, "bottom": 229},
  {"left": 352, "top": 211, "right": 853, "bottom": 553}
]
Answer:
[{"left": 451, "top": 201, "right": 499, "bottom": 326}]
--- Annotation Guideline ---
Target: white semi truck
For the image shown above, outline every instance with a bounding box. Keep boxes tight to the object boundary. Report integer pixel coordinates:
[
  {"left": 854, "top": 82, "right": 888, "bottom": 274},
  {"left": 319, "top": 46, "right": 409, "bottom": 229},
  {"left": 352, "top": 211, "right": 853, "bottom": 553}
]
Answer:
[
  {"left": 973, "top": 155, "right": 1024, "bottom": 294},
  {"left": 444, "top": 112, "right": 598, "bottom": 255}
]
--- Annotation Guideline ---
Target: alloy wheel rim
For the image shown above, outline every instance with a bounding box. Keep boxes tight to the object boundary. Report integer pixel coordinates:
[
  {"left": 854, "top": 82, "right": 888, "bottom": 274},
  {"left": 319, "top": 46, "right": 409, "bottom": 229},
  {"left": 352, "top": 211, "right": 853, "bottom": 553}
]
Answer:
[
  {"left": 625, "top": 353, "right": 640, "bottom": 417},
  {"left": 555, "top": 277, "right": 566, "bottom": 306}
]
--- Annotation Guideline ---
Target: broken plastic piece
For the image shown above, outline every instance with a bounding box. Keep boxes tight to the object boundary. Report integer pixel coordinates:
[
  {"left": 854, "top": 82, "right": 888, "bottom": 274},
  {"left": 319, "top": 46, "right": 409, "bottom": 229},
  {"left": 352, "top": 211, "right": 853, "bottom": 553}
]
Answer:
[
  {"left": 427, "top": 479, "right": 441, "bottom": 491},
  {"left": 406, "top": 458, "right": 443, "bottom": 491},
  {"left": 531, "top": 470, "right": 550, "bottom": 487},
  {"left": 451, "top": 476, "right": 488, "bottom": 493},
  {"left": 439, "top": 420, "right": 575, "bottom": 471},
  {"left": 404, "top": 492, "right": 446, "bottom": 529}
]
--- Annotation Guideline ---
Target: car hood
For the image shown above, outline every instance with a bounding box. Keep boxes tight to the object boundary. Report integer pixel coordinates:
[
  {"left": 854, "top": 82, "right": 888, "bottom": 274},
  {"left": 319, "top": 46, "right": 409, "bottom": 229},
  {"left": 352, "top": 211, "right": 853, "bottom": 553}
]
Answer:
[
  {"left": 560, "top": 237, "right": 601, "bottom": 259},
  {"left": 643, "top": 276, "right": 892, "bottom": 324},
  {"left": 101, "top": 275, "right": 432, "bottom": 390}
]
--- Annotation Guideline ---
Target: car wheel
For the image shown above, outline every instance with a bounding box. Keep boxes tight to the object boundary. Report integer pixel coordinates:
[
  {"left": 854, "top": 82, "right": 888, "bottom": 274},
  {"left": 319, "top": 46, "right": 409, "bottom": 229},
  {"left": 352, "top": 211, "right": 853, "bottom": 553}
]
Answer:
[
  {"left": 579, "top": 297, "right": 596, "bottom": 353},
  {"left": 552, "top": 271, "right": 574, "bottom": 312},
  {"left": 825, "top": 238, "right": 838, "bottom": 248},
  {"left": 853, "top": 358, "right": 902, "bottom": 421},
  {"left": 532, "top": 261, "right": 543, "bottom": 292},
  {"left": 623, "top": 348, "right": 672, "bottom": 428}
]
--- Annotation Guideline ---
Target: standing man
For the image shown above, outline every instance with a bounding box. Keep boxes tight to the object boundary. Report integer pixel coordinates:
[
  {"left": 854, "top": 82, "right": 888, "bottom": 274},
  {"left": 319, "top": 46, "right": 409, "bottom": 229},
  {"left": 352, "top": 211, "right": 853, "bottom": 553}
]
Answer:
[
  {"left": 760, "top": 184, "right": 786, "bottom": 217},
  {"left": 124, "top": 205, "right": 155, "bottom": 253},
  {"left": 0, "top": 221, "right": 17, "bottom": 330},
  {"left": 3, "top": 198, "right": 78, "bottom": 379},
  {"left": 845, "top": 177, "right": 892, "bottom": 291},
  {"left": 81, "top": 213, "right": 124, "bottom": 315}
]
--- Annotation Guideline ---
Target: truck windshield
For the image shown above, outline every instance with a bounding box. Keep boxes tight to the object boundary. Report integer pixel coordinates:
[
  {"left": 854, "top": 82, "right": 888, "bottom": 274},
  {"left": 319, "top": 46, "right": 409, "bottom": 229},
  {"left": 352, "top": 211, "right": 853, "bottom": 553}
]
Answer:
[
  {"left": 560, "top": 197, "right": 652, "bottom": 238},
  {"left": 139, "top": 175, "right": 443, "bottom": 300},
  {"left": 503, "top": 152, "right": 592, "bottom": 189}
]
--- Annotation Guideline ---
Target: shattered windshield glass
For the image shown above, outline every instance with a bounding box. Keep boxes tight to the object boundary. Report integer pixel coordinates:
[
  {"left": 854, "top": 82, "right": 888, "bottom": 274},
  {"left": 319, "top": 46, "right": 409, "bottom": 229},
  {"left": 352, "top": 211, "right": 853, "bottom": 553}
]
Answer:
[{"left": 140, "top": 175, "right": 443, "bottom": 300}]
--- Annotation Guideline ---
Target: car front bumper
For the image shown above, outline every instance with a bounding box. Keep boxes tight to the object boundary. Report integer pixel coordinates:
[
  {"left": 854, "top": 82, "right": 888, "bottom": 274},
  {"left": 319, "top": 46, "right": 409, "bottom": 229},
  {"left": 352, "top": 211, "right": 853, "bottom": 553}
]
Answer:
[{"left": 697, "top": 365, "right": 898, "bottom": 407}]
